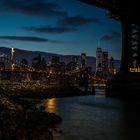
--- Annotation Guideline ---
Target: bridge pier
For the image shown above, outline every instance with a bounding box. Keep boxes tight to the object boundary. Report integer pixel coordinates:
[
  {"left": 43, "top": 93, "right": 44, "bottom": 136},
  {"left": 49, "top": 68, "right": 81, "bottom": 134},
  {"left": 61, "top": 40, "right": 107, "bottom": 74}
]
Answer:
[
  {"left": 105, "top": 72, "right": 140, "bottom": 98},
  {"left": 106, "top": 20, "right": 140, "bottom": 98}
]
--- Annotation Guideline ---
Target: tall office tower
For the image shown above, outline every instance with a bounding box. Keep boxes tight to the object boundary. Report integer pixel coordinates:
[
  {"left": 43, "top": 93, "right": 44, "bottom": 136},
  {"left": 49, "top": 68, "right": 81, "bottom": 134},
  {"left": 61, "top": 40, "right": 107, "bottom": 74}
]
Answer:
[
  {"left": 109, "top": 56, "right": 115, "bottom": 75},
  {"left": 102, "top": 51, "right": 108, "bottom": 73},
  {"left": 73, "top": 56, "right": 78, "bottom": 64},
  {"left": 41, "top": 57, "right": 47, "bottom": 70},
  {"left": 32, "top": 54, "right": 42, "bottom": 70},
  {"left": 96, "top": 47, "right": 102, "bottom": 72},
  {"left": 81, "top": 53, "right": 87, "bottom": 67},
  {"left": 73, "top": 56, "right": 79, "bottom": 69}
]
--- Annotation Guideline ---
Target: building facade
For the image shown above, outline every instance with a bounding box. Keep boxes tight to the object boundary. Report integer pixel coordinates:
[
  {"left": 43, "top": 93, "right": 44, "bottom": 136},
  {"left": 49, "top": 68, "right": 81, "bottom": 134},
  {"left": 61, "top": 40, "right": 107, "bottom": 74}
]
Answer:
[{"left": 96, "top": 48, "right": 102, "bottom": 72}]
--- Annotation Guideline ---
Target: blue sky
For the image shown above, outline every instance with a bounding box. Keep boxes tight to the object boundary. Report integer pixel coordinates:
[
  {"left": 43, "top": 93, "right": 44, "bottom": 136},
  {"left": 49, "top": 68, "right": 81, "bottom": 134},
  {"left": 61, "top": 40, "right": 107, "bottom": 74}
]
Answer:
[{"left": 0, "top": 0, "right": 122, "bottom": 59}]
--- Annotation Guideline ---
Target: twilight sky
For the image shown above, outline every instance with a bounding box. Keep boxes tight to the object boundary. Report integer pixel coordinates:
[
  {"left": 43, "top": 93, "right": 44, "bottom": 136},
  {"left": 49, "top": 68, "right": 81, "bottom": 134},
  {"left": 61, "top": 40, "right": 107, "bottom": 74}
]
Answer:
[{"left": 0, "top": 0, "right": 122, "bottom": 59}]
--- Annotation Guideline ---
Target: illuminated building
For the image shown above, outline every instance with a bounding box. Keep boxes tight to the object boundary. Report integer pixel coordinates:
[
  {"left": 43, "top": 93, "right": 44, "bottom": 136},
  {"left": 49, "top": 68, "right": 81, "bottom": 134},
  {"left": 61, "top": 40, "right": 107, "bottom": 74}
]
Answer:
[
  {"left": 32, "top": 54, "right": 46, "bottom": 80},
  {"left": 51, "top": 56, "right": 60, "bottom": 64},
  {"left": 48, "top": 56, "right": 65, "bottom": 74},
  {"left": 32, "top": 54, "right": 42, "bottom": 70},
  {"left": 32, "top": 54, "right": 46, "bottom": 70},
  {"left": 96, "top": 48, "right": 113, "bottom": 79},
  {"left": 109, "top": 56, "right": 115, "bottom": 75},
  {"left": 102, "top": 51, "right": 108, "bottom": 73},
  {"left": 81, "top": 53, "right": 87, "bottom": 67},
  {"left": 96, "top": 48, "right": 102, "bottom": 72},
  {"left": 20, "top": 58, "right": 28, "bottom": 68}
]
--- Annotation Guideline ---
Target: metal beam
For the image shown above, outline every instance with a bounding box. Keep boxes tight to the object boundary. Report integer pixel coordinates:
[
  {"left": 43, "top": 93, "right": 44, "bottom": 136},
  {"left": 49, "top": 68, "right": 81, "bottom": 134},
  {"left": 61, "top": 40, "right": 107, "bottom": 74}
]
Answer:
[
  {"left": 78, "top": 0, "right": 113, "bottom": 10},
  {"left": 78, "top": 0, "right": 140, "bottom": 25}
]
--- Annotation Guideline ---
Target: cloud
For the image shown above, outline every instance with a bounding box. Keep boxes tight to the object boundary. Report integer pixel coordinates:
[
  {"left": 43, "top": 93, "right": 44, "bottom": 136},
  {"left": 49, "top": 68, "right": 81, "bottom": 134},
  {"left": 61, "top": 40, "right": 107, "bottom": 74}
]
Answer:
[
  {"left": 48, "top": 40, "right": 65, "bottom": 44},
  {"left": 22, "top": 15, "right": 97, "bottom": 34},
  {"left": 100, "top": 31, "right": 121, "bottom": 41},
  {"left": 0, "top": 35, "right": 64, "bottom": 44},
  {"left": 23, "top": 26, "right": 77, "bottom": 34},
  {"left": 0, "top": 36, "right": 48, "bottom": 42},
  {"left": 0, "top": 0, "right": 67, "bottom": 18},
  {"left": 57, "top": 16, "right": 94, "bottom": 27}
]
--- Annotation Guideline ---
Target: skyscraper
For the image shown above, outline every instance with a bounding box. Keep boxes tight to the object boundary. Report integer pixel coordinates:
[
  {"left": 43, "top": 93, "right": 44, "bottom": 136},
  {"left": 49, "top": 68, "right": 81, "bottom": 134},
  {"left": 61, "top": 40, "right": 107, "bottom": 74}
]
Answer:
[
  {"left": 96, "top": 48, "right": 102, "bottom": 72},
  {"left": 109, "top": 56, "right": 115, "bottom": 74},
  {"left": 102, "top": 51, "right": 108, "bottom": 73},
  {"left": 81, "top": 53, "right": 87, "bottom": 67},
  {"left": 51, "top": 56, "right": 60, "bottom": 64}
]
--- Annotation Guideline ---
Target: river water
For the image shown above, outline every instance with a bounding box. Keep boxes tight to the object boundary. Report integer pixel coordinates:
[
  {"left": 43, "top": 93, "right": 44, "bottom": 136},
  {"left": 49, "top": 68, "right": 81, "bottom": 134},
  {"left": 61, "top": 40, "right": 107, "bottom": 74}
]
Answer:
[{"left": 43, "top": 89, "right": 140, "bottom": 140}]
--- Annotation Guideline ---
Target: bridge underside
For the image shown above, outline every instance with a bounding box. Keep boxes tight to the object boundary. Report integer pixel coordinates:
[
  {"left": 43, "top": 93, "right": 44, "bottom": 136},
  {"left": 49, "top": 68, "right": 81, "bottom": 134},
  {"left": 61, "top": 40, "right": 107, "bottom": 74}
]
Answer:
[
  {"left": 79, "top": 0, "right": 140, "bottom": 97},
  {"left": 106, "top": 20, "right": 140, "bottom": 98}
]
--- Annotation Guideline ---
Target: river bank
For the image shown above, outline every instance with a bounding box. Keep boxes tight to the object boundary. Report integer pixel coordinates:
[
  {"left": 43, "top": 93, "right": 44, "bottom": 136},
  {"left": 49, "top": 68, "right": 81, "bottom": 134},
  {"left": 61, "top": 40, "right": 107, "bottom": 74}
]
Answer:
[
  {"left": 0, "top": 82, "right": 95, "bottom": 99},
  {"left": 0, "top": 82, "right": 95, "bottom": 140},
  {"left": 0, "top": 93, "right": 62, "bottom": 140}
]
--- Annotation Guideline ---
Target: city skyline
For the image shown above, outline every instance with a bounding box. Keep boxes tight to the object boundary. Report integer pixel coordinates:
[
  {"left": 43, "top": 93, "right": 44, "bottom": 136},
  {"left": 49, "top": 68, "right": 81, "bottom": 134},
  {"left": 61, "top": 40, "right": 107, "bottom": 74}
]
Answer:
[{"left": 0, "top": 0, "right": 121, "bottom": 59}]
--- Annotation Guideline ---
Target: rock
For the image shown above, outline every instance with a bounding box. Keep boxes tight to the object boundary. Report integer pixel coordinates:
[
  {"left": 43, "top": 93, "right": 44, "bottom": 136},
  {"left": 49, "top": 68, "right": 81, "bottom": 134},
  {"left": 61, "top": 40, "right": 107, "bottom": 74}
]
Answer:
[{"left": 0, "top": 94, "right": 62, "bottom": 140}]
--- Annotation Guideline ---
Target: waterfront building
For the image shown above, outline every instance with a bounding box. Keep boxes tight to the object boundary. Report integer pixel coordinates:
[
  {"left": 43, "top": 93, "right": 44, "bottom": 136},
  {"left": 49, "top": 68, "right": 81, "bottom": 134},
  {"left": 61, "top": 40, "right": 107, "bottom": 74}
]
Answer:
[
  {"left": 109, "top": 56, "right": 115, "bottom": 75},
  {"left": 102, "top": 51, "right": 108, "bottom": 73},
  {"left": 96, "top": 48, "right": 102, "bottom": 72},
  {"left": 20, "top": 58, "right": 28, "bottom": 68},
  {"left": 66, "top": 56, "right": 79, "bottom": 71},
  {"left": 66, "top": 61, "right": 77, "bottom": 71},
  {"left": 48, "top": 56, "right": 65, "bottom": 74},
  {"left": 32, "top": 54, "right": 42, "bottom": 70},
  {"left": 41, "top": 57, "right": 47, "bottom": 70},
  {"left": 96, "top": 47, "right": 115, "bottom": 79},
  {"left": 32, "top": 54, "right": 47, "bottom": 80},
  {"left": 81, "top": 53, "right": 87, "bottom": 68},
  {"left": 51, "top": 56, "right": 60, "bottom": 64},
  {"left": 32, "top": 54, "right": 47, "bottom": 70}
]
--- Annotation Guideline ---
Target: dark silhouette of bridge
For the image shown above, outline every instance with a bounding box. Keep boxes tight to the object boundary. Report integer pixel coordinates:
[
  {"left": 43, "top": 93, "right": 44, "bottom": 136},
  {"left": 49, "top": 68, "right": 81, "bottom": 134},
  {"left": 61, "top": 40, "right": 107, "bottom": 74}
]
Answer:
[{"left": 79, "top": 0, "right": 140, "bottom": 97}]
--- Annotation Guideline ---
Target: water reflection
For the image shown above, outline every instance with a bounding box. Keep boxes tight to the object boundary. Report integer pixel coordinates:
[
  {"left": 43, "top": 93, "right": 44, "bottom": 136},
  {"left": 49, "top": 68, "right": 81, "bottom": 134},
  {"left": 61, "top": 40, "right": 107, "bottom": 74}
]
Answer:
[
  {"left": 43, "top": 95, "right": 125, "bottom": 140},
  {"left": 38, "top": 91, "right": 140, "bottom": 140},
  {"left": 44, "top": 98, "right": 56, "bottom": 113},
  {"left": 44, "top": 98, "right": 62, "bottom": 140}
]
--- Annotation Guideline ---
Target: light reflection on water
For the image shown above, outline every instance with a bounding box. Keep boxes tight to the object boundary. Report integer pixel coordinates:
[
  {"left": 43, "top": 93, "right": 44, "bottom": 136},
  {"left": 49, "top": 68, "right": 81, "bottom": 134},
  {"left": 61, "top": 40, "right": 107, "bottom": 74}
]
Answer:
[
  {"left": 43, "top": 90, "right": 140, "bottom": 140},
  {"left": 44, "top": 98, "right": 56, "bottom": 113}
]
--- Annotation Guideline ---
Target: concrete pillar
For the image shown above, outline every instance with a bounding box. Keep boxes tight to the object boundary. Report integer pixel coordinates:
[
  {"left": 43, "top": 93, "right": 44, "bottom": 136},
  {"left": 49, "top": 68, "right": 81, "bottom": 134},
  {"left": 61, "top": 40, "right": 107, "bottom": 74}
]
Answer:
[
  {"left": 137, "top": 26, "right": 140, "bottom": 67},
  {"left": 120, "top": 20, "right": 132, "bottom": 73},
  {"left": 106, "top": 20, "right": 140, "bottom": 97}
]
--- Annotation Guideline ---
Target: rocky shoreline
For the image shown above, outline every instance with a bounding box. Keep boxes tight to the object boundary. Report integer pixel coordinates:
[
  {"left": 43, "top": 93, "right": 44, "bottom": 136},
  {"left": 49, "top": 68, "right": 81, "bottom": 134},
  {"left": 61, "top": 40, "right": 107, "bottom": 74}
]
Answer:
[
  {"left": 0, "top": 82, "right": 94, "bottom": 99},
  {"left": 0, "top": 83, "right": 94, "bottom": 140},
  {"left": 0, "top": 93, "right": 62, "bottom": 140}
]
